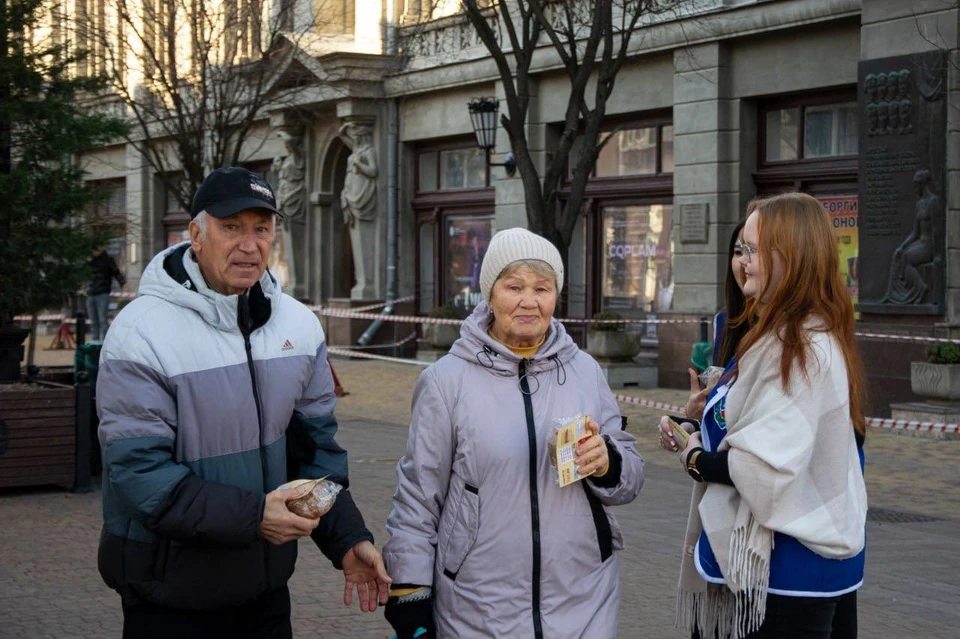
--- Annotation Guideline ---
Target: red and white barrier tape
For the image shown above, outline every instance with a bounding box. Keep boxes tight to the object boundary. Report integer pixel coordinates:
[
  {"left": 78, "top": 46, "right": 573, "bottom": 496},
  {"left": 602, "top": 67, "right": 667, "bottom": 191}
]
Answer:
[
  {"left": 318, "top": 309, "right": 464, "bottom": 325},
  {"left": 865, "top": 417, "right": 959, "bottom": 434},
  {"left": 612, "top": 394, "right": 685, "bottom": 413},
  {"left": 331, "top": 332, "right": 419, "bottom": 351},
  {"left": 307, "top": 295, "right": 416, "bottom": 314},
  {"left": 327, "top": 346, "right": 431, "bottom": 366},
  {"left": 17, "top": 300, "right": 960, "bottom": 347},
  {"left": 327, "top": 348, "right": 960, "bottom": 433},
  {"left": 853, "top": 332, "right": 959, "bottom": 344}
]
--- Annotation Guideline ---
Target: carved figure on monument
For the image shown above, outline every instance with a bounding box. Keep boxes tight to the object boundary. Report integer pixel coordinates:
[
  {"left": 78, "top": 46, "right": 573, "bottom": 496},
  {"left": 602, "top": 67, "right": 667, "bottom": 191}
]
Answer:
[
  {"left": 885, "top": 72, "right": 898, "bottom": 100},
  {"left": 337, "top": 122, "right": 379, "bottom": 300},
  {"left": 867, "top": 104, "right": 878, "bottom": 136},
  {"left": 877, "top": 102, "right": 889, "bottom": 135},
  {"left": 864, "top": 73, "right": 877, "bottom": 103},
  {"left": 887, "top": 103, "right": 900, "bottom": 135},
  {"left": 918, "top": 59, "right": 945, "bottom": 102},
  {"left": 881, "top": 169, "right": 939, "bottom": 305},
  {"left": 268, "top": 129, "right": 306, "bottom": 290},
  {"left": 273, "top": 130, "right": 306, "bottom": 219},
  {"left": 896, "top": 69, "right": 910, "bottom": 99},
  {"left": 898, "top": 100, "right": 912, "bottom": 134},
  {"left": 876, "top": 73, "right": 888, "bottom": 102}
]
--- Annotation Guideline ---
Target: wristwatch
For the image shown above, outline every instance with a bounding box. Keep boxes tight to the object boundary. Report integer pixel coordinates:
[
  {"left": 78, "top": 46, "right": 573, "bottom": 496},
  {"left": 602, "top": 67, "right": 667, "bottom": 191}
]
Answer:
[{"left": 686, "top": 447, "right": 704, "bottom": 483}]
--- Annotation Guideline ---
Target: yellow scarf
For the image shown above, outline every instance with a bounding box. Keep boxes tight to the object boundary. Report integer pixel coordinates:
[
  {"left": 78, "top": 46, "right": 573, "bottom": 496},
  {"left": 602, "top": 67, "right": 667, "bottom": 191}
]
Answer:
[{"left": 487, "top": 330, "right": 546, "bottom": 358}]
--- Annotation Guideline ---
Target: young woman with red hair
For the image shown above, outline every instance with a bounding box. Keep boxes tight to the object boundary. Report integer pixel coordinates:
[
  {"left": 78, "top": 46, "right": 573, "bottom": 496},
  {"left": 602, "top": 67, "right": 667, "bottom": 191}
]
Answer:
[{"left": 661, "top": 192, "right": 868, "bottom": 639}]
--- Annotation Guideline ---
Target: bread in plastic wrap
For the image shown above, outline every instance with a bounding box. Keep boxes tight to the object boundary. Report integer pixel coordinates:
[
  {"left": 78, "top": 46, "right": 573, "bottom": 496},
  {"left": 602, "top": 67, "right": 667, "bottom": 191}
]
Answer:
[{"left": 278, "top": 478, "right": 342, "bottom": 519}]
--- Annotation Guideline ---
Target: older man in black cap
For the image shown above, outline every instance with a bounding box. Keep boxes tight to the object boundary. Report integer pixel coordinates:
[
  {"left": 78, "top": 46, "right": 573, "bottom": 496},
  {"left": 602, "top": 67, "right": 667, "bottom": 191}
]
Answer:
[{"left": 96, "top": 167, "right": 390, "bottom": 638}]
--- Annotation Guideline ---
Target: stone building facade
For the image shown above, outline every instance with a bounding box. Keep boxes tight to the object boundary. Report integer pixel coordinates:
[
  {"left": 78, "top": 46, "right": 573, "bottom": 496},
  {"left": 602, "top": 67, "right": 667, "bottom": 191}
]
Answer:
[{"left": 78, "top": 0, "right": 960, "bottom": 414}]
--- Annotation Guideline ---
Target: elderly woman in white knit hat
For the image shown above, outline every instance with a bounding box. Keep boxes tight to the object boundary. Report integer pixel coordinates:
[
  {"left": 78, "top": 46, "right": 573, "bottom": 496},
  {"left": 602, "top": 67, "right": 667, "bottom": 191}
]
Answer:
[{"left": 382, "top": 227, "right": 644, "bottom": 639}]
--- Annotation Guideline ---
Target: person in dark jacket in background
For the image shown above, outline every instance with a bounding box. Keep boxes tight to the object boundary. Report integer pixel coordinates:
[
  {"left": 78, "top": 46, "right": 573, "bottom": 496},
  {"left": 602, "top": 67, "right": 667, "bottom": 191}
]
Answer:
[
  {"left": 96, "top": 168, "right": 390, "bottom": 639},
  {"left": 86, "top": 246, "right": 126, "bottom": 340}
]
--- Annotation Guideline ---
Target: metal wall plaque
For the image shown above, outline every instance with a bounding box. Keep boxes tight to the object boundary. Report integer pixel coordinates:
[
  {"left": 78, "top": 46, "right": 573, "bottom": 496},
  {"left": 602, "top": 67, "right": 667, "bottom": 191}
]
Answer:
[
  {"left": 680, "top": 203, "right": 709, "bottom": 244},
  {"left": 857, "top": 50, "right": 947, "bottom": 315}
]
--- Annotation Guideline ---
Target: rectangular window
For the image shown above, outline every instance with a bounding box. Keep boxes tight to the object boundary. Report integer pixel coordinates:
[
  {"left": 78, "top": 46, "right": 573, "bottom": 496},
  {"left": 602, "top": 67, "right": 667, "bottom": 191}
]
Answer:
[
  {"left": 444, "top": 215, "right": 493, "bottom": 316},
  {"left": 597, "top": 127, "right": 657, "bottom": 177},
  {"left": 804, "top": 102, "right": 858, "bottom": 158},
  {"left": 600, "top": 204, "right": 674, "bottom": 315},
  {"left": 417, "top": 147, "right": 488, "bottom": 192},
  {"left": 765, "top": 108, "right": 799, "bottom": 161},
  {"left": 440, "top": 148, "right": 487, "bottom": 190},
  {"left": 418, "top": 151, "right": 438, "bottom": 192}
]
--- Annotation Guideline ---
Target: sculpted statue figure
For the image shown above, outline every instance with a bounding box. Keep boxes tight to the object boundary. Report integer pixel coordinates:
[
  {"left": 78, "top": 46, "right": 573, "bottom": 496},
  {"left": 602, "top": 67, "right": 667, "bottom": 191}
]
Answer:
[
  {"left": 338, "top": 122, "right": 379, "bottom": 299},
  {"left": 881, "top": 170, "right": 939, "bottom": 305},
  {"left": 272, "top": 130, "right": 306, "bottom": 219},
  {"left": 338, "top": 123, "right": 378, "bottom": 227},
  {"left": 268, "top": 129, "right": 306, "bottom": 290}
]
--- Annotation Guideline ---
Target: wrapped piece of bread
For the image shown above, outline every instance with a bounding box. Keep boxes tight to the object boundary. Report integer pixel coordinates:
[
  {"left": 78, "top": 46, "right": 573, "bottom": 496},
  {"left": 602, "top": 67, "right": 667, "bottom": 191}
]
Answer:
[{"left": 278, "top": 478, "right": 343, "bottom": 519}]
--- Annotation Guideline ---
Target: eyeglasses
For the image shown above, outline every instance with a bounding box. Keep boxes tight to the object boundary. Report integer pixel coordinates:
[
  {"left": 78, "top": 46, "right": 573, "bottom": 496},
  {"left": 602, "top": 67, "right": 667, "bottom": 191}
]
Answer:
[{"left": 734, "top": 241, "right": 760, "bottom": 263}]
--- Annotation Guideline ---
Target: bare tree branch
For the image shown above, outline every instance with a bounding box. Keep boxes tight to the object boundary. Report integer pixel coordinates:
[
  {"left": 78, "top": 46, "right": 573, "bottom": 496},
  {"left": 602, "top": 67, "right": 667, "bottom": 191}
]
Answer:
[{"left": 74, "top": 0, "right": 335, "bottom": 210}]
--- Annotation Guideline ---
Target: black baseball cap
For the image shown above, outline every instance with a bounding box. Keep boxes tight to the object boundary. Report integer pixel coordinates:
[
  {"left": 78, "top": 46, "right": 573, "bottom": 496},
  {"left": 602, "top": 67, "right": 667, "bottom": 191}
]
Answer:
[{"left": 189, "top": 167, "right": 282, "bottom": 219}]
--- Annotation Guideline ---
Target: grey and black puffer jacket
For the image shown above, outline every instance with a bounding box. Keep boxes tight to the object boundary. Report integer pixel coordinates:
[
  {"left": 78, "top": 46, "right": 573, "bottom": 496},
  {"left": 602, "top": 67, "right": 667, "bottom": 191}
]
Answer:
[
  {"left": 384, "top": 303, "right": 644, "bottom": 638},
  {"left": 96, "top": 243, "right": 372, "bottom": 610}
]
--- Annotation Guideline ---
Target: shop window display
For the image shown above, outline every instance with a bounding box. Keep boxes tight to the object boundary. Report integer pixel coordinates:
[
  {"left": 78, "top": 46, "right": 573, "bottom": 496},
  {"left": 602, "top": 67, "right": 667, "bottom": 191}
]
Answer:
[
  {"left": 444, "top": 215, "right": 493, "bottom": 316},
  {"left": 600, "top": 204, "right": 674, "bottom": 316}
]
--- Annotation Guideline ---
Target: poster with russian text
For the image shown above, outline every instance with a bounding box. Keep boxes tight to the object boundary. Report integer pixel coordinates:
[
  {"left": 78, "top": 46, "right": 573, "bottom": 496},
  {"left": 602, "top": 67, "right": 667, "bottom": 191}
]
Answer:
[{"left": 819, "top": 196, "right": 859, "bottom": 316}]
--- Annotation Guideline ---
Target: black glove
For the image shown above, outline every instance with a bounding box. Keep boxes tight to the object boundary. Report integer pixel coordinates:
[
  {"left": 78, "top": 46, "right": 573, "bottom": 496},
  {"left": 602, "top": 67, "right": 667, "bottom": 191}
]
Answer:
[{"left": 384, "top": 591, "right": 435, "bottom": 639}]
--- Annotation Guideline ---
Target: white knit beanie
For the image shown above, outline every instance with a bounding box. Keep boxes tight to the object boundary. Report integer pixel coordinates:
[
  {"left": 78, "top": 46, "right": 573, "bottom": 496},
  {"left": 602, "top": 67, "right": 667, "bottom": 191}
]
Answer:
[{"left": 479, "top": 227, "right": 564, "bottom": 303}]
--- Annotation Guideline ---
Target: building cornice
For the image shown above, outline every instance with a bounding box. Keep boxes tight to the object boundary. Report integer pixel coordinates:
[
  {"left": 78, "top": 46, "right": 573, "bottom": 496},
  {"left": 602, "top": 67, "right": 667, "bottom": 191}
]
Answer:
[{"left": 383, "top": 0, "right": 861, "bottom": 98}]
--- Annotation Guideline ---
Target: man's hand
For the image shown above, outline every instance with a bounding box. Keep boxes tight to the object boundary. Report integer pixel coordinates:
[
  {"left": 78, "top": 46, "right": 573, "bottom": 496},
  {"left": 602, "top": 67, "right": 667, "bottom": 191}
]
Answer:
[
  {"left": 258, "top": 486, "right": 319, "bottom": 545},
  {"left": 342, "top": 540, "right": 392, "bottom": 612}
]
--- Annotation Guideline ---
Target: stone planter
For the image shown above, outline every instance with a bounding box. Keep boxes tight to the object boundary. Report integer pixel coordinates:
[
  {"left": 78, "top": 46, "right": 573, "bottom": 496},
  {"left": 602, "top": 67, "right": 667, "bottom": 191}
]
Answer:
[
  {"left": 422, "top": 323, "right": 460, "bottom": 349},
  {"left": 586, "top": 331, "right": 641, "bottom": 362},
  {"left": 910, "top": 362, "right": 960, "bottom": 402}
]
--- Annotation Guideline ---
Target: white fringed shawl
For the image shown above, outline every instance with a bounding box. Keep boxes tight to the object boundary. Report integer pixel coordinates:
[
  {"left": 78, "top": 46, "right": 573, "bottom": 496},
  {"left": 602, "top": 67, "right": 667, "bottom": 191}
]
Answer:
[{"left": 677, "top": 329, "right": 868, "bottom": 639}]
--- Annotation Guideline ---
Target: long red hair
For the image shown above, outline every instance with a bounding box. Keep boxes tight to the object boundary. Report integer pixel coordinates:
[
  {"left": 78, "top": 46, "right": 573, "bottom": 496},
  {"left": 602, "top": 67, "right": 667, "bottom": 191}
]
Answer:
[{"left": 733, "top": 192, "right": 867, "bottom": 437}]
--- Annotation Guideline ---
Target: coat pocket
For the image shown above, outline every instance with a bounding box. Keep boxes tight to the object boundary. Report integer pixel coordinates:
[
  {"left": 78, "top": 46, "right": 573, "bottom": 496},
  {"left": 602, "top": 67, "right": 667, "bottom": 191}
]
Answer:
[{"left": 439, "top": 482, "right": 481, "bottom": 580}]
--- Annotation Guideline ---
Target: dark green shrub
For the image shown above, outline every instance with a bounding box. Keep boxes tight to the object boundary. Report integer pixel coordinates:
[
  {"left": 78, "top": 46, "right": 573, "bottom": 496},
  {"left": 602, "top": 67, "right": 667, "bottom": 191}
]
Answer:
[
  {"left": 927, "top": 343, "right": 960, "bottom": 364},
  {"left": 590, "top": 311, "right": 623, "bottom": 332}
]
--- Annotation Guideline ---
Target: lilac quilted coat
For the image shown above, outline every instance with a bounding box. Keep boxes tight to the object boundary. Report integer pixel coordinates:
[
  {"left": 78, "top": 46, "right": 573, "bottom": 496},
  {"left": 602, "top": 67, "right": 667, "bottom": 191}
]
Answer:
[{"left": 384, "top": 303, "right": 644, "bottom": 638}]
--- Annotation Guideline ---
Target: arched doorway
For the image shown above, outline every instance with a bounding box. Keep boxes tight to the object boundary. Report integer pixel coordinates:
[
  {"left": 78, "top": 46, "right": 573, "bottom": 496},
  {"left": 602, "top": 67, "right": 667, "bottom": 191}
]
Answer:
[{"left": 318, "top": 137, "right": 355, "bottom": 302}]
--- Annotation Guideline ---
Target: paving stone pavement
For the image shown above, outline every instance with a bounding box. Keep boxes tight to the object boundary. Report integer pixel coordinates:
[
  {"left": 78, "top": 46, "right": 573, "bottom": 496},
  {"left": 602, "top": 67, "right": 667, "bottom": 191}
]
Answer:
[{"left": 1, "top": 358, "right": 958, "bottom": 638}]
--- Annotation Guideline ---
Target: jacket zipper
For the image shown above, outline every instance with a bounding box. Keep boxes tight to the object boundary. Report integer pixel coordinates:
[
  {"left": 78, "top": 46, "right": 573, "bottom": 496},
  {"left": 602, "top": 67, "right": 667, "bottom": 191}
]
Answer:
[
  {"left": 238, "top": 295, "right": 268, "bottom": 491},
  {"left": 238, "top": 294, "right": 270, "bottom": 585},
  {"left": 518, "top": 359, "right": 544, "bottom": 639}
]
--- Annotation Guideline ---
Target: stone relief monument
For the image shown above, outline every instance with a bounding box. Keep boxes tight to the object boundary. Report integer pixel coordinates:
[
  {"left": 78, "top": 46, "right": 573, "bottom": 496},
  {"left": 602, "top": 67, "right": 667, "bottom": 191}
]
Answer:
[
  {"left": 880, "top": 170, "right": 940, "bottom": 305},
  {"left": 338, "top": 122, "right": 379, "bottom": 300},
  {"left": 269, "top": 128, "right": 305, "bottom": 291},
  {"left": 857, "top": 50, "right": 947, "bottom": 314}
]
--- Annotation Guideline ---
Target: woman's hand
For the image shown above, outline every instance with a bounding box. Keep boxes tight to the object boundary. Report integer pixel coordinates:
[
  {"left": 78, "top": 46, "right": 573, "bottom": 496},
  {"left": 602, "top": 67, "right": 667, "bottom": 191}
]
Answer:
[
  {"left": 684, "top": 368, "right": 710, "bottom": 420},
  {"left": 678, "top": 431, "right": 702, "bottom": 472},
  {"left": 657, "top": 416, "right": 697, "bottom": 453},
  {"left": 576, "top": 417, "right": 608, "bottom": 476}
]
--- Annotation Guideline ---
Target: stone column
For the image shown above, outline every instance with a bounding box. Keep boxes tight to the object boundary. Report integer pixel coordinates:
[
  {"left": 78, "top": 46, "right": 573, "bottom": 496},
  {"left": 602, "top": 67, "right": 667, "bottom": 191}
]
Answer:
[
  {"left": 671, "top": 42, "right": 741, "bottom": 315},
  {"left": 125, "top": 143, "right": 152, "bottom": 288},
  {"left": 657, "top": 43, "right": 742, "bottom": 387},
  {"left": 493, "top": 78, "right": 545, "bottom": 232}
]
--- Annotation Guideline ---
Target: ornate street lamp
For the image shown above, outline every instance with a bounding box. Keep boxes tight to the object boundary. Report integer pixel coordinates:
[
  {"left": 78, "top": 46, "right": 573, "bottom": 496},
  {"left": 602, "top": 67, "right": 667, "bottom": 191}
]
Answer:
[{"left": 467, "top": 97, "right": 516, "bottom": 177}]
